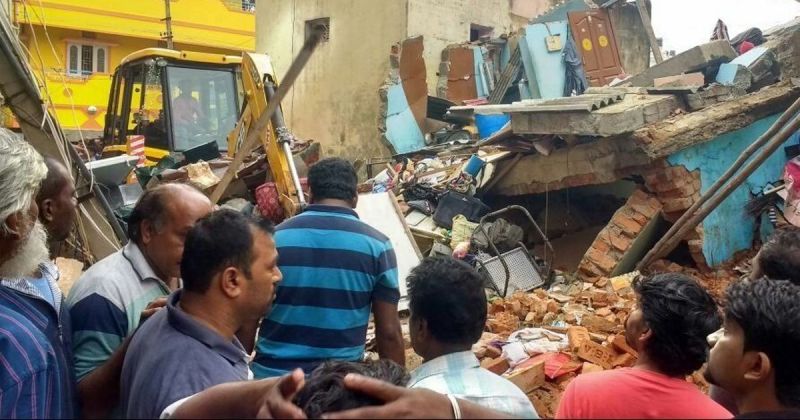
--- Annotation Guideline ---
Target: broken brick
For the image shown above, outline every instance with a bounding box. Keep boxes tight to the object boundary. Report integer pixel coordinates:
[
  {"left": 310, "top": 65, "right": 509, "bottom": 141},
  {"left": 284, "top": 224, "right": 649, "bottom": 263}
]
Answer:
[
  {"left": 611, "top": 334, "right": 639, "bottom": 358},
  {"left": 575, "top": 340, "right": 617, "bottom": 370},
  {"left": 505, "top": 360, "right": 546, "bottom": 394},
  {"left": 567, "top": 326, "right": 590, "bottom": 353},
  {"left": 613, "top": 215, "right": 643, "bottom": 236},
  {"left": 482, "top": 357, "right": 511, "bottom": 375},
  {"left": 585, "top": 248, "right": 618, "bottom": 273},
  {"left": 581, "top": 362, "right": 604, "bottom": 374}
]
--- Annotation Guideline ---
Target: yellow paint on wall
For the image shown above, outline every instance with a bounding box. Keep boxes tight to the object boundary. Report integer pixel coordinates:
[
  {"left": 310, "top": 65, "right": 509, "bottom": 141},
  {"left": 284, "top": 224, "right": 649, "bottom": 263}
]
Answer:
[{"left": 11, "top": 0, "right": 254, "bottom": 131}]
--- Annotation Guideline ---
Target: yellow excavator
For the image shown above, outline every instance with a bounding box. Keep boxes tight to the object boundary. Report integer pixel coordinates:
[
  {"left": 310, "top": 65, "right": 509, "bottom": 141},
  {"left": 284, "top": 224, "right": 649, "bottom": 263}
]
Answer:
[{"left": 101, "top": 48, "right": 305, "bottom": 218}]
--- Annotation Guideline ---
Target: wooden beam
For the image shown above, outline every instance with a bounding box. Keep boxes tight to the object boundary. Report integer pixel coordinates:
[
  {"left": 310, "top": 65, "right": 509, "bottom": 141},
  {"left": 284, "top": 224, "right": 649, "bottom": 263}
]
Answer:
[{"left": 636, "top": 0, "right": 663, "bottom": 64}]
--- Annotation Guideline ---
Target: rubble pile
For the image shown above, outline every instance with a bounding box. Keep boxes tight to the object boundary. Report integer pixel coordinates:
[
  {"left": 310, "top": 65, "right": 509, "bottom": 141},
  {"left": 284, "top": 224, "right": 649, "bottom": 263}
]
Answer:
[{"left": 469, "top": 261, "right": 746, "bottom": 417}]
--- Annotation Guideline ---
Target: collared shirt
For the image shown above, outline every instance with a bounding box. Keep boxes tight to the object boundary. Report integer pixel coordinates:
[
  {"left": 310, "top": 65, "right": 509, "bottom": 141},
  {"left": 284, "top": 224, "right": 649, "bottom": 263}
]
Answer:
[
  {"left": 253, "top": 204, "right": 399, "bottom": 379},
  {"left": 120, "top": 290, "right": 250, "bottom": 419},
  {"left": 66, "top": 242, "right": 172, "bottom": 381},
  {"left": 408, "top": 351, "right": 539, "bottom": 419},
  {"left": 2, "top": 261, "right": 62, "bottom": 313},
  {"left": 0, "top": 284, "right": 77, "bottom": 418}
]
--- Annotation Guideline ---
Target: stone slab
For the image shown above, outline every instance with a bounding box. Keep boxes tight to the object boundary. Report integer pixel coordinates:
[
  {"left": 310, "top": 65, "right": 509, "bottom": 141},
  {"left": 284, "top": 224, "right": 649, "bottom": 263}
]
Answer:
[{"left": 623, "top": 40, "right": 737, "bottom": 87}]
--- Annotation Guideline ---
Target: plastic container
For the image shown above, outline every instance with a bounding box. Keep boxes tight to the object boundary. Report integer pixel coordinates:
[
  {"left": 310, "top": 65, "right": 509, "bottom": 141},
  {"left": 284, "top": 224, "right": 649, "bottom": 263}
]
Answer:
[
  {"left": 475, "top": 113, "right": 510, "bottom": 139},
  {"left": 463, "top": 154, "right": 486, "bottom": 177}
]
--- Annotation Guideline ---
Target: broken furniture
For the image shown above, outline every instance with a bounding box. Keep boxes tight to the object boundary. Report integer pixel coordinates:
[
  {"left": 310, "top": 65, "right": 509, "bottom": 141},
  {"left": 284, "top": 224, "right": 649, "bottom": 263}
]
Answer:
[{"left": 475, "top": 205, "right": 554, "bottom": 297}]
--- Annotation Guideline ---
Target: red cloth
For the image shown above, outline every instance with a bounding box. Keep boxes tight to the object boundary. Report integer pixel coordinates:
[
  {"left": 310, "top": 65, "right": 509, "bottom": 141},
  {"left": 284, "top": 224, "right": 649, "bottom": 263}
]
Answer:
[
  {"left": 738, "top": 41, "right": 755, "bottom": 54},
  {"left": 521, "top": 353, "right": 581, "bottom": 380},
  {"left": 255, "top": 179, "right": 308, "bottom": 223},
  {"left": 556, "top": 368, "right": 732, "bottom": 419}
]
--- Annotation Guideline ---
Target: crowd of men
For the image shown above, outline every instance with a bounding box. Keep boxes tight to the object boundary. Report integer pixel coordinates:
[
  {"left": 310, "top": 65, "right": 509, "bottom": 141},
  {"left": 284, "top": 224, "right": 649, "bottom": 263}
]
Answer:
[{"left": 1, "top": 128, "right": 799, "bottom": 419}]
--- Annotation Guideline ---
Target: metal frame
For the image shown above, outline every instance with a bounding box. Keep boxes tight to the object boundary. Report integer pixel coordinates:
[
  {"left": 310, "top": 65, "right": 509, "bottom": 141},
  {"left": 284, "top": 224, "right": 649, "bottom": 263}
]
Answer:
[{"left": 473, "top": 205, "right": 555, "bottom": 297}]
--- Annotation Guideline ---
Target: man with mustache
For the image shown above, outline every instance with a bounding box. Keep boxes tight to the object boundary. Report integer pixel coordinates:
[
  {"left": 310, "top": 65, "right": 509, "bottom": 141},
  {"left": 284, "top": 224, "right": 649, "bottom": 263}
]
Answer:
[{"left": 0, "top": 130, "right": 76, "bottom": 418}]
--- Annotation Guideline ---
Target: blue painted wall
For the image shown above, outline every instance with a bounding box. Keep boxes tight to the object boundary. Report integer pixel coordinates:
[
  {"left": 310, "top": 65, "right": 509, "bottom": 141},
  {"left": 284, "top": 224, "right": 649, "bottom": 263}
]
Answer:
[
  {"left": 667, "top": 114, "right": 799, "bottom": 265},
  {"left": 520, "top": 21, "right": 568, "bottom": 99},
  {"left": 473, "top": 46, "right": 490, "bottom": 99},
  {"left": 384, "top": 83, "right": 425, "bottom": 154}
]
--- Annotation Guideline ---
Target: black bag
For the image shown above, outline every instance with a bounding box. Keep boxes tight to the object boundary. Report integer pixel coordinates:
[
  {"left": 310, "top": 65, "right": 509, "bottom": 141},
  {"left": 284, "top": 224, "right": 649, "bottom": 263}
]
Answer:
[{"left": 433, "top": 191, "right": 490, "bottom": 229}]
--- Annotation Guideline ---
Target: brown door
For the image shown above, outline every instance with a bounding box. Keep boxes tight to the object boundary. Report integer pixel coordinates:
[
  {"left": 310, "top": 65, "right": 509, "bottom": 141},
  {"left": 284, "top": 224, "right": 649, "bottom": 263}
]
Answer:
[{"left": 568, "top": 9, "right": 625, "bottom": 86}]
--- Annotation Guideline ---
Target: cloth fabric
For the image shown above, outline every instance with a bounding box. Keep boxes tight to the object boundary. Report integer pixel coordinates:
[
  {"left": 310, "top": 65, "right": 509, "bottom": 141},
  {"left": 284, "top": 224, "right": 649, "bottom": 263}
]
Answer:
[
  {"left": 252, "top": 204, "right": 399, "bottom": 379},
  {"left": 408, "top": 351, "right": 539, "bottom": 419},
  {"left": 556, "top": 368, "right": 733, "bottom": 419},
  {"left": 0, "top": 284, "right": 77, "bottom": 418},
  {"left": 562, "top": 32, "right": 589, "bottom": 96},
  {"left": 121, "top": 290, "right": 250, "bottom": 418},
  {"left": 2, "top": 261, "right": 62, "bottom": 314},
  {"left": 67, "top": 242, "right": 173, "bottom": 381}
]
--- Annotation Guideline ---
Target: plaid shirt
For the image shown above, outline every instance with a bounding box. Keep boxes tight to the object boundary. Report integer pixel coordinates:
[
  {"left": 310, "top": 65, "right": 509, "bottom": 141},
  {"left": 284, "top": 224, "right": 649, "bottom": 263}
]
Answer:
[{"left": 408, "top": 351, "right": 539, "bottom": 419}]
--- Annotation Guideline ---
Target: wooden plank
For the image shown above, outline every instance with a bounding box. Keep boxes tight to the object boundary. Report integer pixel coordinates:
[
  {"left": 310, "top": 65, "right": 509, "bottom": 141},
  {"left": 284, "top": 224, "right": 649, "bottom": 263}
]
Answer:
[{"left": 636, "top": 0, "right": 663, "bottom": 64}]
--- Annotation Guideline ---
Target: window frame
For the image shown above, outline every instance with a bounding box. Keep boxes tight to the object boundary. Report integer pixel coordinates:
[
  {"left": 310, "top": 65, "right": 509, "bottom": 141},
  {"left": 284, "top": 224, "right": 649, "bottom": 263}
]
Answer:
[{"left": 66, "top": 41, "right": 110, "bottom": 76}]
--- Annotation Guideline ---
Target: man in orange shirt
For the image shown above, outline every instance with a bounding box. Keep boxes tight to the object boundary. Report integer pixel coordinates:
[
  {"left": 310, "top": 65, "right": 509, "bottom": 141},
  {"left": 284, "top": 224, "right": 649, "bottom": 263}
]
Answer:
[{"left": 556, "top": 273, "right": 732, "bottom": 419}]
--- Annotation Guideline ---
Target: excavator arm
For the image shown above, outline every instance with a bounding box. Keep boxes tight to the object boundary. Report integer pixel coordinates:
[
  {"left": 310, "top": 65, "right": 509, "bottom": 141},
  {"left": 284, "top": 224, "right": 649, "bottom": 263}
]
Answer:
[{"left": 228, "top": 52, "right": 306, "bottom": 219}]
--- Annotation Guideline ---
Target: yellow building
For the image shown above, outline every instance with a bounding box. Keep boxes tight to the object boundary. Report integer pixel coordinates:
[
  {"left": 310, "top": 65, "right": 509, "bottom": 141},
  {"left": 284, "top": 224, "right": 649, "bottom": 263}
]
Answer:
[{"left": 12, "top": 0, "right": 255, "bottom": 138}]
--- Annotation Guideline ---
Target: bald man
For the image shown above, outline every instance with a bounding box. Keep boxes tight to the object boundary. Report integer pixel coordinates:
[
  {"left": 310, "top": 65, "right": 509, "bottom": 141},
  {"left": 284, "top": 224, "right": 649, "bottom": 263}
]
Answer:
[{"left": 66, "top": 183, "right": 213, "bottom": 417}]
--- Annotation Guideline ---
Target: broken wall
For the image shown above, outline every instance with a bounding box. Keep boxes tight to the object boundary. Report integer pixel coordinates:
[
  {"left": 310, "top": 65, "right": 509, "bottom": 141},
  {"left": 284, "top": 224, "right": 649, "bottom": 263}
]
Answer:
[
  {"left": 667, "top": 114, "right": 796, "bottom": 266},
  {"left": 406, "top": 0, "right": 536, "bottom": 95},
  {"left": 490, "top": 136, "right": 652, "bottom": 196},
  {"left": 255, "top": 0, "right": 404, "bottom": 163},
  {"left": 608, "top": 3, "right": 650, "bottom": 76}
]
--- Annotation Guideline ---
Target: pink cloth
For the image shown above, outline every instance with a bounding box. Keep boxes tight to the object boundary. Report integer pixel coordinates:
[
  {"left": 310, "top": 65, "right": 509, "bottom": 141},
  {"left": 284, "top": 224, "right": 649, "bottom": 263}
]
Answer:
[
  {"left": 556, "top": 368, "right": 732, "bottom": 419},
  {"left": 738, "top": 41, "right": 755, "bottom": 54}
]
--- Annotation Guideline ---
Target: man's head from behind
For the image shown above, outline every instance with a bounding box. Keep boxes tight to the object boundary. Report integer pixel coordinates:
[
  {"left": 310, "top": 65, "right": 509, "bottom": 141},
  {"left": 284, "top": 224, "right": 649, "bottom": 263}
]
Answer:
[
  {"left": 294, "top": 360, "right": 409, "bottom": 418},
  {"left": 0, "top": 129, "right": 49, "bottom": 278},
  {"left": 37, "top": 157, "right": 77, "bottom": 242},
  {"left": 626, "top": 273, "right": 721, "bottom": 377},
  {"left": 308, "top": 158, "right": 358, "bottom": 208},
  {"left": 750, "top": 227, "right": 800, "bottom": 284},
  {"left": 127, "top": 183, "right": 212, "bottom": 280},
  {"left": 180, "top": 210, "right": 282, "bottom": 321},
  {"left": 407, "top": 256, "right": 487, "bottom": 360},
  {"left": 706, "top": 279, "right": 800, "bottom": 413}
]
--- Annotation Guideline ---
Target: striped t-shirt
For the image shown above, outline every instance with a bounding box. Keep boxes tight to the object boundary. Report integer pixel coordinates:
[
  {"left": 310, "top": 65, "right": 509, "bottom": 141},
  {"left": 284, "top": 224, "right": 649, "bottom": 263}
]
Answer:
[
  {"left": 252, "top": 204, "right": 399, "bottom": 378},
  {"left": 66, "top": 243, "right": 172, "bottom": 381}
]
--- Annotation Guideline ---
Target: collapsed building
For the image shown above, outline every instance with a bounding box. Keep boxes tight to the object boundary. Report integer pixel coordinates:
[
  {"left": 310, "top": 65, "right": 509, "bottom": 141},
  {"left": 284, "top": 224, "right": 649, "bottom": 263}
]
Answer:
[{"left": 375, "top": 8, "right": 800, "bottom": 278}]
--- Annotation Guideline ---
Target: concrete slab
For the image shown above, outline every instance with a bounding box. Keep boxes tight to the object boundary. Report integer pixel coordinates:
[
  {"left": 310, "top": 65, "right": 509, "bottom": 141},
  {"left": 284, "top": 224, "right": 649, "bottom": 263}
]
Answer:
[
  {"left": 510, "top": 94, "right": 681, "bottom": 136},
  {"left": 622, "top": 40, "right": 737, "bottom": 87}
]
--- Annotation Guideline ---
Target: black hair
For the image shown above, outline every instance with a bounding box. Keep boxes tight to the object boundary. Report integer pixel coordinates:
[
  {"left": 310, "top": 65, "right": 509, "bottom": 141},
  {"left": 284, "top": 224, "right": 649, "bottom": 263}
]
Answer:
[
  {"left": 725, "top": 279, "right": 800, "bottom": 408},
  {"left": 757, "top": 227, "right": 800, "bottom": 285},
  {"left": 407, "top": 256, "right": 487, "bottom": 346},
  {"left": 294, "top": 360, "right": 409, "bottom": 419},
  {"left": 180, "top": 209, "right": 274, "bottom": 294},
  {"left": 633, "top": 273, "right": 721, "bottom": 377},
  {"left": 36, "top": 157, "right": 70, "bottom": 203},
  {"left": 308, "top": 157, "right": 357, "bottom": 202}
]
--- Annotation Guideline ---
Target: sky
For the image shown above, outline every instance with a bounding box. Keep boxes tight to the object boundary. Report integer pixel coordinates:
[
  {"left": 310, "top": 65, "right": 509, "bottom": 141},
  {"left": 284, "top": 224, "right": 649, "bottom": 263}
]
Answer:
[{"left": 650, "top": 0, "right": 800, "bottom": 54}]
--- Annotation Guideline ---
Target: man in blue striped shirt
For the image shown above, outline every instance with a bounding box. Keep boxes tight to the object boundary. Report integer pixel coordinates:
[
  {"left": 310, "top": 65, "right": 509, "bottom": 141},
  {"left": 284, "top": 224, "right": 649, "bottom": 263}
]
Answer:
[
  {"left": 253, "top": 158, "right": 405, "bottom": 378},
  {"left": 0, "top": 132, "right": 75, "bottom": 418}
]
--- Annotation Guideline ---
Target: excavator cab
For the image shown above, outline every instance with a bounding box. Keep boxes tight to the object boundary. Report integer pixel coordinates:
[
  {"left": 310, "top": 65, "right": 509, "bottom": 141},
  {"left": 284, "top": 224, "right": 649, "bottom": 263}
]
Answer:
[{"left": 103, "top": 48, "right": 243, "bottom": 164}]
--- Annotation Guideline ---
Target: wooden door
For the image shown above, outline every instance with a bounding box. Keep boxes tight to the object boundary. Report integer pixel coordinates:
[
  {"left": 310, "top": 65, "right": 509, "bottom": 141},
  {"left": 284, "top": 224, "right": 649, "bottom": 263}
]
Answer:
[{"left": 568, "top": 9, "right": 625, "bottom": 86}]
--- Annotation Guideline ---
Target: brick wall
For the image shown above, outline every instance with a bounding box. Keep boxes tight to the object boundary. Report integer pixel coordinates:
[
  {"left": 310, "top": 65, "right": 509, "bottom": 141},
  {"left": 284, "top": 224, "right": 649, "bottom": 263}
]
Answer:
[
  {"left": 578, "top": 190, "right": 663, "bottom": 279},
  {"left": 643, "top": 160, "right": 708, "bottom": 269}
]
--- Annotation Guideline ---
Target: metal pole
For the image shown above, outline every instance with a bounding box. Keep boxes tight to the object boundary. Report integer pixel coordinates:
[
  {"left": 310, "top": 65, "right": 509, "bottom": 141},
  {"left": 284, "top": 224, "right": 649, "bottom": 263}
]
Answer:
[
  {"left": 637, "top": 112, "right": 800, "bottom": 270},
  {"left": 210, "top": 29, "right": 323, "bottom": 204},
  {"left": 163, "top": 0, "right": 174, "bottom": 49}
]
